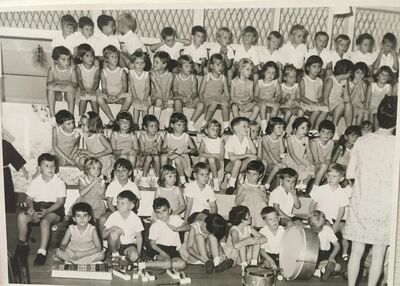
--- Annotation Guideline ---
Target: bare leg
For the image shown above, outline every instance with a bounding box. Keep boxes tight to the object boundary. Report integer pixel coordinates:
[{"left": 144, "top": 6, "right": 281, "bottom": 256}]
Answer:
[
  {"left": 79, "top": 100, "right": 88, "bottom": 116},
  {"left": 47, "top": 89, "right": 56, "bottom": 117},
  {"left": 39, "top": 213, "right": 60, "bottom": 250},
  {"left": 191, "top": 102, "right": 205, "bottom": 123},
  {"left": 133, "top": 108, "right": 140, "bottom": 125},
  {"left": 120, "top": 96, "right": 132, "bottom": 111},
  {"left": 97, "top": 98, "right": 116, "bottom": 122},
  {"left": 17, "top": 213, "right": 36, "bottom": 242},
  {"left": 231, "top": 103, "right": 240, "bottom": 119},
  {"left": 208, "top": 157, "right": 220, "bottom": 179},
  {"left": 315, "top": 112, "right": 329, "bottom": 130},
  {"left": 143, "top": 156, "right": 153, "bottom": 177},
  {"left": 309, "top": 111, "right": 320, "bottom": 129},
  {"left": 331, "top": 103, "right": 345, "bottom": 127},
  {"left": 347, "top": 241, "right": 366, "bottom": 286},
  {"left": 90, "top": 100, "right": 99, "bottom": 114},
  {"left": 65, "top": 92, "right": 76, "bottom": 116},
  {"left": 174, "top": 99, "right": 183, "bottom": 113},
  {"left": 270, "top": 105, "right": 280, "bottom": 118},
  {"left": 249, "top": 105, "right": 260, "bottom": 121},
  {"left": 230, "top": 160, "right": 243, "bottom": 182},
  {"left": 221, "top": 105, "right": 230, "bottom": 122},
  {"left": 314, "top": 163, "right": 328, "bottom": 186},
  {"left": 204, "top": 104, "right": 218, "bottom": 123},
  {"left": 153, "top": 156, "right": 161, "bottom": 178},
  {"left": 144, "top": 255, "right": 172, "bottom": 269},
  {"left": 344, "top": 102, "right": 353, "bottom": 127},
  {"left": 368, "top": 245, "right": 388, "bottom": 286}
]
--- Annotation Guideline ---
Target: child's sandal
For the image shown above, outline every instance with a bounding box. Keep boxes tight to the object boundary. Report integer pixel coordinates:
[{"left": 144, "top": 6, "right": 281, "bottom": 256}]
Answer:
[{"left": 342, "top": 254, "right": 349, "bottom": 262}]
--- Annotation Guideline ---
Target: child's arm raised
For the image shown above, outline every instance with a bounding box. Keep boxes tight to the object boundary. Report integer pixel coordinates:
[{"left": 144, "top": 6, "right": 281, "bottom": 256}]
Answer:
[
  {"left": 149, "top": 41, "right": 164, "bottom": 52},
  {"left": 78, "top": 176, "right": 102, "bottom": 197},
  {"left": 52, "top": 128, "right": 75, "bottom": 165},
  {"left": 93, "top": 134, "right": 113, "bottom": 158}
]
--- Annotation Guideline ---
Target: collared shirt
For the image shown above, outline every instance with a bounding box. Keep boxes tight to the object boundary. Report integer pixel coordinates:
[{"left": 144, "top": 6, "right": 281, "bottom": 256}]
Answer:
[{"left": 26, "top": 175, "right": 66, "bottom": 202}]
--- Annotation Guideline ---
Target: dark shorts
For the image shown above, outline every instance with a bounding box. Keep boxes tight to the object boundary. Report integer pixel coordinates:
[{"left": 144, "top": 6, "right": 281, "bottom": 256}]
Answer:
[
  {"left": 147, "top": 244, "right": 181, "bottom": 259},
  {"left": 119, "top": 243, "right": 137, "bottom": 256},
  {"left": 317, "top": 244, "right": 333, "bottom": 265},
  {"left": 33, "top": 201, "right": 65, "bottom": 219}
]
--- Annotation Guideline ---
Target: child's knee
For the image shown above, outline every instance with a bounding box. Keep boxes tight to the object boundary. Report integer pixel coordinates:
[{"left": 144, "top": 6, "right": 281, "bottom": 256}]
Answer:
[
  {"left": 174, "top": 99, "right": 183, "bottom": 106},
  {"left": 233, "top": 159, "right": 243, "bottom": 167},
  {"left": 40, "top": 218, "right": 51, "bottom": 229},
  {"left": 196, "top": 101, "right": 205, "bottom": 110},
  {"left": 127, "top": 249, "right": 139, "bottom": 262},
  {"left": 18, "top": 212, "right": 29, "bottom": 225},
  {"left": 173, "top": 258, "right": 187, "bottom": 269}
]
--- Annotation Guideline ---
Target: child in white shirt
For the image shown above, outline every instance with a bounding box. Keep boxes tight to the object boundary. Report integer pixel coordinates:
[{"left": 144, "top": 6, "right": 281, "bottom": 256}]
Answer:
[
  {"left": 183, "top": 26, "right": 208, "bottom": 76},
  {"left": 373, "top": 32, "right": 399, "bottom": 73},
  {"left": 51, "top": 14, "right": 77, "bottom": 53},
  {"left": 71, "top": 17, "right": 98, "bottom": 56},
  {"left": 330, "top": 34, "right": 351, "bottom": 69},
  {"left": 305, "top": 31, "right": 332, "bottom": 78},
  {"left": 95, "top": 15, "right": 120, "bottom": 58},
  {"left": 280, "top": 24, "right": 308, "bottom": 70}
]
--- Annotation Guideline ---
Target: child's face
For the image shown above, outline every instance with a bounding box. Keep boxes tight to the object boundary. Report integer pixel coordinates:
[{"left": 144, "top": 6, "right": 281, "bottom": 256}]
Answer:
[
  {"left": 263, "top": 67, "right": 276, "bottom": 82},
  {"left": 268, "top": 35, "right": 281, "bottom": 50},
  {"left": 360, "top": 38, "right": 372, "bottom": 53},
  {"left": 82, "top": 52, "right": 95, "bottom": 66},
  {"left": 246, "top": 169, "right": 261, "bottom": 184},
  {"left": 210, "top": 60, "right": 224, "bottom": 74},
  {"left": 118, "top": 118, "right": 131, "bottom": 132},
  {"left": 361, "top": 124, "right": 372, "bottom": 135},
  {"left": 171, "top": 120, "right": 186, "bottom": 134},
  {"left": 242, "top": 32, "right": 255, "bottom": 45},
  {"left": 307, "top": 63, "right": 322, "bottom": 77},
  {"left": 377, "top": 71, "right": 390, "bottom": 84},
  {"left": 57, "top": 54, "right": 71, "bottom": 69},
  {"left": 39, "top": 160, "right": 56, "bottom": 178},
  {"left": 262, "top": 212, "right": 279, "bottom": 230},
  {"left": 132, "top": 57, "right": 146, "bottom": 72},
  {"left": 154, "top": 205, "right": 170, "bottom": 222},
  {"left": 117, "top": 197, "right": 134, "bottom": 213},
  {"left": 61, "top": 119, "right": 75, "bottom": 132},
  {"left": 194, "top": 168, "right": 210, "bottom": 185},
  {"left": 292, "top": 30, "right": 305, "bottom": 45},
  {"left": 273, "top": 124, "right": 285, "bottom": 136},
  {"left": 61, "top": 22, "right": 75, "bottom": 36},
  {"left": 284, "top": 70, "right": 297, "bottom": 85},
  {"left": 115, "top": 166, "right": 132, "bottom": 182},
  {"left": 382, "top": 40, "right": 394, "bottom": 53},
  {"left": 106, "top": 53, "right": 119, "bottom": 67},
  {"left": 240, "top": 64, "right": 253, "bottom": 79},
  {"left": 249, "top": 125, "right": 260, "bottom": 140},
  {"left": 353, "top": 69, "right": 366, "bottom": 82},
  {"left": 145, "top": 121, "right": 159, "bottom": 135},
  {"left": 315, "top": 35, "right": 328, "bottom": 50},
  {"left": 326, "top": 169, "right": 343, "bottom": 186},
  {"left": 102, "top": 21, "right": 115, "bottom": 36},
  {"left": 217, "top": 31, "right": 231, "bottom": 47},
  {"left": 281, "top": 176, "right": 296, "bottom": 191},
  {"left": 73, "top": 211, "right": 91, "bottom": 227},
  {"left": 233, "top": 121, "right": 249, "bottom": 137},
  {"left": 153, "top": 57, "right": 167, "bottom": 72},
  {"left": 243, "top": 212, "right": 252, "bottom": 226},
  {"left": 81, "top": 25, "right": 94, "bottom": 38},
  {"left": 164, "top": 171, "right": 177, "bottom": 186},
  {"left": 164, "top": 35, "right": 176, "bottom": 48},
  {"left": 206, "top": 124, "right": 220, "bottom": 139},
  {"left": 87, "top": 162, "right": 101, "bottom": 177},
  {"left": 116, "top": 22, "right": 128, "bottom": 34},
  {"left": 335, "top": 39, "right": 350, "bottom": 53},
  {"left": 180, "top": 61, "right": 193, "bottom": 75},
  {"left": 295, "top": 122, "right": 309, "bottom": 137},
  {"left": 193, "top": 31, "right": 205, "bottom": 46},
  {"left": 319, "top": 128, "right": 334, "bottom": 142},
  {"left": 345, "top": 133, "right": 359, "bottom": 145}
]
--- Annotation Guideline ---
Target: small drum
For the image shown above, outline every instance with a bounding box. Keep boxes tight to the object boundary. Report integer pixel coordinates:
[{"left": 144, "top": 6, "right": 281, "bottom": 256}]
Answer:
[
  {"left": 242, "top": 266, "right": 275, "bottom": 286},
  {"left": 279, "top": 225, "right": 319, "bottom": 280}
]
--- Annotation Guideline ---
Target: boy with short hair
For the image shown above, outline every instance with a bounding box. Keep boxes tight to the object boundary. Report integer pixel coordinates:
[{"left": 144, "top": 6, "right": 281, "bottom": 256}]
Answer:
[
  {"left": 268, "top": 168, "right": 301, "bottom": 226},
  {"left": 310, "top": 120, "right": 335, "bottom": 186},
  {"left": 305, "top": 31, "right": 332, "bottom": 78},
  {"left": 71, "top": 16, "right": 98, "bottom": 54},
  {"left": 329, "top": 34, "right": 351, "bottom": 70},
  {"left": 94, "top": 15, "right": 120, "bottom": 58},
  {"left": 183, "top": 26, "right": 208, "bottom": 76},
  {"left": 184, "top": 162, "right": 218, "bottom": 221},
  {"left": 51, "top": 14, "right": 78, "bottom": 53},
  {"left": 150, "top": 27, "right": 191, "bottom": 62},
  {"left": 117, "top": 13, "right": 146, "bottom": 55},
  {"left": 224, "top": 117, "right": 258, "bottom": 195},
  {"left": 142, "top": 198, "right": 190, "bottom": 270},
  {"left": 280, "top": 24, "right": 309, "bottom": 70},
  {"left": 15, "top": 153, "right": 66, "bottom": 266},
  {"left": 373, "top": 32, "right": 399, "bottom": 73},
  {"left": 259, "top": 206, "right": 285, "bottom": 270},
  {"left": 102, "top": 190, "right": 144, "bottom": 265}
]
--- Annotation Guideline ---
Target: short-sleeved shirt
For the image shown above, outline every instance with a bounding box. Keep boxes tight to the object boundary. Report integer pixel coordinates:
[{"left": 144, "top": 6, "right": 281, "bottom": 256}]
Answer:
[
  {"left": 269, "top": 185, "right": 294, "bottom": 217},
  {"left": 182, "top": 44, "right": 208, "bottom": 64},
  {"left": 350, "top": 50, "right": 375, "bottom": 67},
  {"left": 94, "top": 33, "right": 121, "bottom": 56},
  {"left": 259, "top": 225, "right": 285, "bottom": 254},
  {"left": 106, "top": 179, "right": 141, "bottom": 206},
  {"left": 224, "top": 134, "right": 251, "bottom": 159},
  {"left": 233, "top": 45, "right": 260, "bottom": 66},
  {"left": 258, "top": 48, "right": 282, "bottom": 65},
  {"left": 118, "top": 31, "right": 146, "bottom": 54},
  {"left": 149, "top": 215, "right": 185, "bottom": 248},
  {"left": 309, "top": 184, "right": 349, "bottom": 222},
  {"left": 104, "top": 211, "right": 144, "bottom": 244},
  {"left": 51, "top": 31, "right": 76, "bottom": 53},
  {"left": 373, "top": 52, "right": 396, "bottom": 72},
  {"left": 209, "top": 44, "right": 234, "bottom": 60},
  {"left": 305, "top": 48, "right": 332, "bottom": 69},
  {"left": 26, "top": 175, "right": 66, "bottom": 202},
  {"left": 330, "top": 51, "right": 350, "bottom": 69},
  {"left": 184, "top": 181, "right": 216, "bottom": 216},
  {"left": 158, "top": 42, "right": 184, "bottom": 61},
  {"left": 280, "top": 42, "right": 307, "bottom": 69},
  {"left": 70, "top": 32, "right": 98, "bottom": 51},
  {"left": 318, "top": 225, "right": 338, "bottom": 251}
]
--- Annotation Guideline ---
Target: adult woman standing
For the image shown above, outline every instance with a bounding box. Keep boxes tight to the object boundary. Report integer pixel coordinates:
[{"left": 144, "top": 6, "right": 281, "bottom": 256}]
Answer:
[{"left": 344, "top": 96, "right": 397, "bottom": 286}]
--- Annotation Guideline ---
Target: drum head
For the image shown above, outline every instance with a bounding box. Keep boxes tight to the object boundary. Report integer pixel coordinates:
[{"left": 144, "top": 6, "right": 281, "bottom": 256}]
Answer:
[{"left": 245, "top": 266, "right": 274, "bottom": 278}]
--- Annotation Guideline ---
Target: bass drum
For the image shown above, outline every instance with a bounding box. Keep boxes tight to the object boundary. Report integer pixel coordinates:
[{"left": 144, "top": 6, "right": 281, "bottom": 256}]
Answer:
[
  {"left": 279, "top": 224, "right": 319, "bottom": 280},
  {"left": 242, "top": 266, "right": 275, "bottom": 286}
]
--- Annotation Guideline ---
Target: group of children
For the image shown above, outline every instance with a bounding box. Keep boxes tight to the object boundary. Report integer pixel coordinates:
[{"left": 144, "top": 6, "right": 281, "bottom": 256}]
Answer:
[{"left": 13, "top": 10, "right": 399, "bottom": 281}]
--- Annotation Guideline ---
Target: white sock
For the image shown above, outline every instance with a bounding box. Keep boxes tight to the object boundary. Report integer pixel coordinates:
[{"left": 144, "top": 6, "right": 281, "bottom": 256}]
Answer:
[
  {"left": 112, "top": 252, "right": 119, "bottom": 257},
  {"left": 229, "top": 177, "right": 237, "bottom": 187},
  {"left": 213, "top": 256, "right": 221, "bottom": 266},
  {"left": 37, "top": 248, "right": 47, "bottom": 255},
  {"left": 180, "top": 176, "right": 187, "bottom": 184},
  {"left": 261, "top": 120, "right": 267, "bottom": 133},
  {"left": 250, "top": 259, "right": 257, "bottom": 266},
  {"left": 223, "top": 121, "right": 229, "bottom": 129},
  {"left": 213, "top": 178, "right": 219, "bottom": 186}
]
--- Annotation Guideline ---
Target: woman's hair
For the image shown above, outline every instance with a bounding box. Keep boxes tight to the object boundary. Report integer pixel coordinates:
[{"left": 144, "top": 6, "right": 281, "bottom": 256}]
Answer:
[
  {"left": 304, "top": 55, "right": 323, "bottom": 75},
  {"left": 142, "top": 114, "right": 159, "bottom": 129},
  {"left": 265, "top": 116, "right": 286, "bottom": 135},
  {"left": 335, "top": 125, "right": 361, "bottom": 155},
  {"left": 71, "top": 202, "right": 95, "bottom": 225},
  {"left": 86, "top": 111, "right": 103, "bottom": 133},
  {"left": 377, "top": 96, "right": 397, "bottom": 129},
  {"left": 113, "top": 111, "right": 135, "bottom": 133},
  {"left": 333, "top": 59, "right": 353, "bottom": 76},
  {"left": 350, "top": 62, "right": 369, "bottom": 80},
  {"left": 229, "top": 205, "right": 250, "bottom": 226},
  {"left": 374, "top": 66, "right": 394, "bottom": 83},
  {"left": 205, "top": 213, "right": 227, "bottom": 241},
  {"left": 356, "top": 33, "right": 375, "bottom": 49},
  {"left": 205, "top": 119, "right": 222, "bottom": 136},
  {"left": 52, "top": 46, "right": 71, "bottom": 61},
  {"left": 168, "top": 112, "right": 187, "bottom": 132},
  {"left": 308, "top": 210, "right": 326, "bottom": 233},
  {"left": 74, "top": 43, "right": 95, "bottom": 65},
  {"left": 292, "top": 116, "right": 311, "bottom": 131},
  {"left": 158, "top": 164, "right": 179, "bottom": 187},
  {"left": 282, "top": 64, "right": 297, "bottom": 83},
  {"left": 237, "top": 58, "right": 254, "bottom": 77},
  {"left": 83, "top": 157, "right": 102, "bottom": 175},
  {"left": 259, "top": 61, "right": 279, "bottom": 80}
]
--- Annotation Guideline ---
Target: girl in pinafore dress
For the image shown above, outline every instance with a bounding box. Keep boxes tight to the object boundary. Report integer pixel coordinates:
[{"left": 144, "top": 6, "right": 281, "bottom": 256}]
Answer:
[
  {"left": 138, "top": 115, "right": 163, "bottom": 188},
  {"left": 262, "top": 117, "right": 287, "bottom": 190},
  {"left": 349, "top": 62, "right": 370, "bottom": 126},
  {"left": 230, "top": 58, "right": 260, "bottom": 121},
  {"left": 172, "top": 55, "right": 205, "bottom": 132},
  {"left": 129, "top": 51, "right": 151, "bottom": 128},
  {"left": 97, "top": 45, "right": 130, "bottom": 127},
  {"left": 72, "top": 158, "right": 107, "bottom": 220},
  {"left": 323, "top": 59, "right": 353, "bottom": 132},
  {"left": 199, "top": 53, "right": 231, "bottom": 134},
  {"left": 76, "top": 111, "right": 114, "bottom": 179},
  {"left": 154, "top": 164, "right": 186, "bottom": 215},
  {"left": 282, "top": 117, "right": 315, "bottom": 190},
  {"left": 280, "top": 64, "right": 303, "bottom": 123},
  {"left": 47, "top": 46, "right": 77, "bottom": 119},
  {"left": 366, "top": 66, "right": 393, "bottom": 130},
  {"left": 332, "top": 125, "right": 361, "bottom": 169},
  {"left": 255, "top": 61, "right": 282, "bottom": 133},
  {"left": 299, "top": 56, "right": 328, "bottom": 132},
  {"left": 161, "top": 113, "right": 197, "bottom": 185},
  {"left": 75, "top": 44, "right": 100, "bottom": 116},
  {"left": 110, "top": 111, "right": 140, "bottom": 169}
]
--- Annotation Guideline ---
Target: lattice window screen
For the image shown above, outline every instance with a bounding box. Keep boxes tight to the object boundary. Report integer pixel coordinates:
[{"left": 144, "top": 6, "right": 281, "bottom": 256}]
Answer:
[
  {"left": 331, "top": 15, "right": 347, "bottom": 49},
  {"left": 279, "top": 7, "right": 329, "bottom": 48},
  {"left": 353, "top": 8, "right": 400, "bottom": 51},
  {"left": 0, "top": 10, "right": 91, "bottom": 30},
  {"left": 204, "top": 9, "right": 273, "bottom": 46},
  {"left": 102, "top": 10, "right": 194, "bottom": 40}
]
